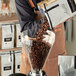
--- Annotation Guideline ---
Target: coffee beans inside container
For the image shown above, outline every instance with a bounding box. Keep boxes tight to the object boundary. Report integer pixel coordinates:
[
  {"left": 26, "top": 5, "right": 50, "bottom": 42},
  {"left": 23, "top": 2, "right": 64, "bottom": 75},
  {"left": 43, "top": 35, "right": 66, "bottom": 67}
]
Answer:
[
  {"left": 30, "top": 40, "right": 50, "bottom": 71},
  {"left": 29, "top": 17, "right": 51, "bottom": 71}
]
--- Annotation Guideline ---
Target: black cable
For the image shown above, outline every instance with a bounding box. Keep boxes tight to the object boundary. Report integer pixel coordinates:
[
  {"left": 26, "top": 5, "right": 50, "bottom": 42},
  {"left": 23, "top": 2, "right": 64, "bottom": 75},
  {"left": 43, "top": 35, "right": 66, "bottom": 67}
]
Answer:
[{"left": 44, "top": 4, "right": 54, "bottom": 31}]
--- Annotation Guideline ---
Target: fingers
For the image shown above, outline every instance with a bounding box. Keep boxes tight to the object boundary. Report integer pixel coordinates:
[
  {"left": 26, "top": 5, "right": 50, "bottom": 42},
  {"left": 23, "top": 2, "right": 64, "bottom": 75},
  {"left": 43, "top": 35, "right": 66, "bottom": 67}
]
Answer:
[
  {"left": 35, "top": 11, "right": 43, "bottom": 21},
  {"left": 54, "top": 24, "right": 62, "bottom": 32},
  {"left": 42, "top": 31, "right": 55, "bottom": 45},
  {"left": 29, "top": 37, "right": 37, "bottom": 40},
  {"left": 54, "top": 28, "right": 62, "bottom": 32},
  {"left": 29, "top": 36, "right": 45, "bottom": 40}
]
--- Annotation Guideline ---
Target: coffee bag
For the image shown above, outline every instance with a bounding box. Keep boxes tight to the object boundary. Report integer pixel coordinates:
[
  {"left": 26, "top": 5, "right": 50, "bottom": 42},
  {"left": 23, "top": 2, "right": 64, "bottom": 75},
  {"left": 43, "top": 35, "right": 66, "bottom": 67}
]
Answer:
[
  {"left": 0, "top": 51, "right": 13, "bottom": 76},
  {"left": 2, "top": 24, "right": 14, "bottom": 49},
  {"left": 15, "top": 50, "right": 21, "bottom": 73}
]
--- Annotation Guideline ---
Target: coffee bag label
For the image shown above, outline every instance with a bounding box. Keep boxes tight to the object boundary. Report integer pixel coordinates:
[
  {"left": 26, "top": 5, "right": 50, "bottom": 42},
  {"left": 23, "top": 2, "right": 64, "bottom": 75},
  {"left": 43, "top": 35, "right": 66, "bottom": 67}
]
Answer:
[
  {"left": 4, "top": 37, "right": 12, "bottom": 42},
  {"left": 17, "top": 65, "right": 20, "bottom": 69},
  {"left": 4, "top": 66, "right": 11, "bottom": 71}
]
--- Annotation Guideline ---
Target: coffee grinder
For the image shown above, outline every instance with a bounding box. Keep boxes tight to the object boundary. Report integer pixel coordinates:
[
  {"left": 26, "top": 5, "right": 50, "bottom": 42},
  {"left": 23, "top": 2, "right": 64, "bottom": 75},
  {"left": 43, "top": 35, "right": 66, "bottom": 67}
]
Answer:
[{"left": 21, "top": 30, "right": 55, "bottom": 76}]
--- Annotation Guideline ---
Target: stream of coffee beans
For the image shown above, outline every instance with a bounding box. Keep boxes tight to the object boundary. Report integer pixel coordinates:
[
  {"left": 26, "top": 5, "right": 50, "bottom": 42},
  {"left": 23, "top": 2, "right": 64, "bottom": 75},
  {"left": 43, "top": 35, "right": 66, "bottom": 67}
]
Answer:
[{"left": 29, "top": 17, "right": 51, "bottom": 71}]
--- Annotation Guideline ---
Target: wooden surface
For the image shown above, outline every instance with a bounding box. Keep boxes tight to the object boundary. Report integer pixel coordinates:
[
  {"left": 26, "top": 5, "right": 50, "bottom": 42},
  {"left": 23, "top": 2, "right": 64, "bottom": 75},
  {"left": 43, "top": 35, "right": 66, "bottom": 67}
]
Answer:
[
  {"left": 0, "top": 47, "right": 22, "bottom": 52},
  {"left": 0, "top": 13, "right": 18, "bottom": 24}
]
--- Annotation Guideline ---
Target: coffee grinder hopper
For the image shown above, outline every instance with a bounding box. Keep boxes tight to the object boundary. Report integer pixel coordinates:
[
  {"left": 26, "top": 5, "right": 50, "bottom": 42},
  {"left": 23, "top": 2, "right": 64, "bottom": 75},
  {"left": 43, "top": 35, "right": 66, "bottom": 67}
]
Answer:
[{"left": 22, "top": 31, "right": 55, "bottom": 76}]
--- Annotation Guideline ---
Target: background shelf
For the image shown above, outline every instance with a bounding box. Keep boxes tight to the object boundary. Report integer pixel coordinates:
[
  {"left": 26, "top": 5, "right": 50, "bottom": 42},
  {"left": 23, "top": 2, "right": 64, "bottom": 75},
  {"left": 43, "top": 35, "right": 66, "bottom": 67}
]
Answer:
[
  {"left": 0, "top": 47, "right": 22, "bottom": 52},
  {"left": 0, "top": 14, "right": 18, "bottom": 24}
]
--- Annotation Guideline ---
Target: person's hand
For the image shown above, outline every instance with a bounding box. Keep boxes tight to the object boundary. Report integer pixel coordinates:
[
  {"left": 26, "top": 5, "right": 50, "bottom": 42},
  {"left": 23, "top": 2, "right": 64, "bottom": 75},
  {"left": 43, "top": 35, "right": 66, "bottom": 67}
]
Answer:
[
  {"left": 42, "top": 30, "right": 55, "bottom": 46},
  {"left": 54, "top": 23, "right": 63, "bottom": 32},
  {"left": 35, "top": 11, "right": 43, "bottom": 21}
]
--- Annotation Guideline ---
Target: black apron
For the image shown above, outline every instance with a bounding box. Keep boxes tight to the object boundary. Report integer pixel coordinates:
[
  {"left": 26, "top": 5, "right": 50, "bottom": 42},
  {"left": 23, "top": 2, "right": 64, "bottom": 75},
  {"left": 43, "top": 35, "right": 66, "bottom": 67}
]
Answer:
[{"left": 15, "top": 0, "right": 40, "bottom": 38}]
